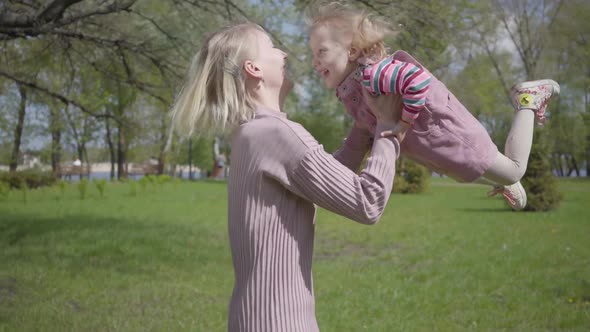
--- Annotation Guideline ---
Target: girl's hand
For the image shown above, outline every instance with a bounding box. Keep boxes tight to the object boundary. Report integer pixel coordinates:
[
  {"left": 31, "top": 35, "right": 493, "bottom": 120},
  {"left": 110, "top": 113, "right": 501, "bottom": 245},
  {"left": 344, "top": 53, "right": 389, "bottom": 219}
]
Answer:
[{"left": 379, "top": 121, "right": 411, "bottom": 142}]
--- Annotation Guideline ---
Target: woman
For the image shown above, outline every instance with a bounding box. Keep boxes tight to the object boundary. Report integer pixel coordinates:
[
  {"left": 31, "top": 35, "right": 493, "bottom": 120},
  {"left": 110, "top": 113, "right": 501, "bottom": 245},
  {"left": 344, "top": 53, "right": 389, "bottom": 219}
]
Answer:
[{"left": 169, "top": 22, "right": 402, "bottom": 332}]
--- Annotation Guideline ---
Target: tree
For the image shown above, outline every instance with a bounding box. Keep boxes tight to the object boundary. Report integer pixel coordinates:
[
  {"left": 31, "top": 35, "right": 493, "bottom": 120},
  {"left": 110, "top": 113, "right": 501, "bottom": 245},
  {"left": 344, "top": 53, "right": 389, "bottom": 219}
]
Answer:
[
  {"left": 462, "top": 0, "right": 565, "bottom": 210},
  {"left": 9, "top": 84, "right": 27, "bottom": 171}
]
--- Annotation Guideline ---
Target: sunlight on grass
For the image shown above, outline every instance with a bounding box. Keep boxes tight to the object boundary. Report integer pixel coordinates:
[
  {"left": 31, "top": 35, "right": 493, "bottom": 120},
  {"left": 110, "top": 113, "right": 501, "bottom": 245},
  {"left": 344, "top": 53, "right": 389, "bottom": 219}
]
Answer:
[{"left": 1, "top": 179, "right": 589, "bottom": 331}]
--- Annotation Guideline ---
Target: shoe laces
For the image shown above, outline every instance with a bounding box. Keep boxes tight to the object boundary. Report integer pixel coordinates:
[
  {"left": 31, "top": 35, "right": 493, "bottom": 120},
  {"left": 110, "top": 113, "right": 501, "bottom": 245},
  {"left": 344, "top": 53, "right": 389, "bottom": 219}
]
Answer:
[{"left": 487, "top": 186, "right": 517, "bottom": 206}]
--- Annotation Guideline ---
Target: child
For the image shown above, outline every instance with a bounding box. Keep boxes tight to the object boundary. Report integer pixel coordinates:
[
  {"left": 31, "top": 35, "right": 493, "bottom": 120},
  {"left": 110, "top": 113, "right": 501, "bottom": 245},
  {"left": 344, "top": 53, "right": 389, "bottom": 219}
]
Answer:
[
  {"left": 169, "top": 22, "right": 402, "bottom": 331},
  {"left": 306, "top": 1, "right": 560, "bottom": 210}
]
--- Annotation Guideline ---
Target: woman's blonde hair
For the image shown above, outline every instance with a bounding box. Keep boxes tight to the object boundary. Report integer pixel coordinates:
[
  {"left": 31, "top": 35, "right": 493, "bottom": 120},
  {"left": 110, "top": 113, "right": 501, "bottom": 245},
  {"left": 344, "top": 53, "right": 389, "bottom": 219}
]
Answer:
[
  {"left": 304, "top": 1, "right": 396, "bottom": 61},
  {"left": 170, "top": 22, "right": 264, "bottom": 137}
]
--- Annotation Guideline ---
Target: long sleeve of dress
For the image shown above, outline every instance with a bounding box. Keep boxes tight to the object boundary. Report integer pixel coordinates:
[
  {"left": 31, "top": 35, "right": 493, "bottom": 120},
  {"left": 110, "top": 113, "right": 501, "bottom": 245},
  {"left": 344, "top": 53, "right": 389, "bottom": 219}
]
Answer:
[
  {"left": 332, "top": 124, "right": 372, "bottom": 172},
  {"left": 361, "top": 58, "right": 431, "bottom": 124},
  {"left": 260, "top": 118, "right": 400, "bottom": 225}
]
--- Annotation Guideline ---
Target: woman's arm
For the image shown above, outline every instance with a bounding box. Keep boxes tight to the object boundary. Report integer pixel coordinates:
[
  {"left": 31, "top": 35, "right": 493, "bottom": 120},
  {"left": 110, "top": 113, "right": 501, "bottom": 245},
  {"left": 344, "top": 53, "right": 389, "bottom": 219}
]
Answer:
[
  {"left": 290, "top": 129, "right": 399, "bottom": 224},
  {"left": 263, "top": 94, "right": 401, "bottom": 225},
  {"left": 332, "top": 123, "right": 372, "bottom": 172}
]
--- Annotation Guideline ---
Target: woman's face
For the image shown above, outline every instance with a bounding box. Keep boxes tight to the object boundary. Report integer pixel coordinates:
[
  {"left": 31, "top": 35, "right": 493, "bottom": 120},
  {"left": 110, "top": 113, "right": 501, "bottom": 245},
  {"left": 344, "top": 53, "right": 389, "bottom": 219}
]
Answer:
[
  {"left": 309, "top": 25, "right": 357, "bottom": 89},
  {"left": 252, "top": 29, "right": 289, "bottom": 91}
]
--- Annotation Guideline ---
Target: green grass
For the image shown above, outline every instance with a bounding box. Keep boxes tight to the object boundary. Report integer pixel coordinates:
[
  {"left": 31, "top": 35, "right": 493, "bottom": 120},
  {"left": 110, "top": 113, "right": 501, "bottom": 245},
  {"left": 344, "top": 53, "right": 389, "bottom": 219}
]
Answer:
[{"left": 0, "top": 178, "right": 589, "bottom": 331}]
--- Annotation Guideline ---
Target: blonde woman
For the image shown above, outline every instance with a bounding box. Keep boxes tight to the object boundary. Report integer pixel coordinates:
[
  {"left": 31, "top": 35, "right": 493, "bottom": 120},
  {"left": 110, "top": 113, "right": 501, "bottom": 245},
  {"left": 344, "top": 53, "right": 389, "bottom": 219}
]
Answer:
[
  {"left": 170, "top": 22, "right": 402, "bottom": 331},
  {"left": 306, "top": 1, "right": 560, "bottom": 210}
]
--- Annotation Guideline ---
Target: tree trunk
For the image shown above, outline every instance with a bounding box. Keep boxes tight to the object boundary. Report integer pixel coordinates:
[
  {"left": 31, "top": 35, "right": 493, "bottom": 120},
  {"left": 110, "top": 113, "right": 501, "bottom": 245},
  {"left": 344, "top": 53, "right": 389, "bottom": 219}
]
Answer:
[
  {"left": 570, "top": 155, "right": 580, "bottom": 177},
  {"left": 50, "top": 107, "right": 62, "bottom": 175},
  {"left": 105, "top": 118, "right": 116, "bottom": 180},
  {"left": 157, "top": 112, "right": 167, "bottom": 175},
  {"left": 117, "top": 126, "right": 127, "bottom": 180},
  {"left": 9, "top": 84, "right": 27, "bottom": 172}
]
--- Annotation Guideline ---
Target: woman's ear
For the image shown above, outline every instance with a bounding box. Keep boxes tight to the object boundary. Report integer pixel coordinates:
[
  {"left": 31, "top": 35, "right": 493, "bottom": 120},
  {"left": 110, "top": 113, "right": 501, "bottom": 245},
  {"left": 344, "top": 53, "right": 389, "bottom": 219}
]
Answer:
[
  {"left": 243, "top": 60, "right": 263, "bottom": 79},
  {"left": 348, "top": 47, "right": 361, "bottom": 61}
]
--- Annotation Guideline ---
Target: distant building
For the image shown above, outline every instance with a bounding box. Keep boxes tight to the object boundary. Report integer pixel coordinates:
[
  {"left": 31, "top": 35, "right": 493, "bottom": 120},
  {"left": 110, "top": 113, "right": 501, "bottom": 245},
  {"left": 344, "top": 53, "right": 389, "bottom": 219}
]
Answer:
[{"left": 21, "top": 151, "right": 41, "bottom": 168}]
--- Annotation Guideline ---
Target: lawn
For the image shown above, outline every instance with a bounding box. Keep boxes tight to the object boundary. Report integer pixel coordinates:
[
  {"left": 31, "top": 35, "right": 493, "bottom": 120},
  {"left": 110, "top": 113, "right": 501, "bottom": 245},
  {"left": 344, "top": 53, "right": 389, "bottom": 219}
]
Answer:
[{"left": 0, "top": 178, "right": 589, "bottom": 331}]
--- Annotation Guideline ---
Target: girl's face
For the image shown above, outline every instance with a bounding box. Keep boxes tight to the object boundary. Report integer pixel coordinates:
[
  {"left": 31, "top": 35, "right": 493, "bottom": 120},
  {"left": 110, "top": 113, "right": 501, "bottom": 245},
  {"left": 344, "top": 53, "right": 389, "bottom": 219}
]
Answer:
[
  {"left": 252, "top": 29, "right": 289, "bottom": 90},
  {"left": 309, "top": 25, "right": 357, "bottom": 89}
]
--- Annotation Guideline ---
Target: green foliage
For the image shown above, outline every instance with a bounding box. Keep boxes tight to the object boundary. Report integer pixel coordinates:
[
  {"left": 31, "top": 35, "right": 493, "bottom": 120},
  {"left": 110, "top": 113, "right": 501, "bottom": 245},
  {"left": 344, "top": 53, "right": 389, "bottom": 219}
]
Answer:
[
  {"left": 522, "top": 131, "right": 563, "bottom": 211},
  {"left": 94, "top": 179, "right": 107, "bottom": 198},
  {"left": 157, "top": 174, "right": 172, "bottom": 185},
  {"left": 77, "top": 179, "right": 88, "bottom": 200},
  {"left": 58, "top": 180, "right": 67, "bottom": 198},
  {"left": 171, "top": 137, "right": 215, "bottom": 173},
  {"left": 139, "top": 176, "right": 150, "bottom": 192},
  {"left": 21, "top": 182, "right": 28, "bottom": 204},
  {"left": 0, "top": 170, "right": 57, "bottom": 189},
  {"left": 128, "top": 180, "right": 138, "bottom": 197},
  {"left": 393, "top": 158, "right": 430, "bottom": 194},
  {"left": 0, "top": 181, "right": 9, "bottom": 200},
  {"left": 291, "top": 87, "right": 351, "bottom": 153}
]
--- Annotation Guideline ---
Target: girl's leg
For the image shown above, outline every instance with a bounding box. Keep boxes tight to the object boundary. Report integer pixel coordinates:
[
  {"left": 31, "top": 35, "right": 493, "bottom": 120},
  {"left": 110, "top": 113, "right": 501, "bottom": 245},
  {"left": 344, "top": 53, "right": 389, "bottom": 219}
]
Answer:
[
  {"left": 473, "top": 176, "right": 499, "bottom": 186},
  {"left": 483, "top": 79, "right": 560, "bottom": 185},
  {"left": 482, "top": 109, "right": 535, "bottom": 186}
]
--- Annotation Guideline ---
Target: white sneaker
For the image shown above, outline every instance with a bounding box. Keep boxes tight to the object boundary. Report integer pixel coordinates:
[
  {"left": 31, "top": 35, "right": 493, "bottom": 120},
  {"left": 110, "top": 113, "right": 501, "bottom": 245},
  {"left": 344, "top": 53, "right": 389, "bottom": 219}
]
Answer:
[
  {"left": 511, "top": 79, "right": 560, "bottom": 126},
  {"left": 488, "top": 181, "right": 527, "bottom": 211}
]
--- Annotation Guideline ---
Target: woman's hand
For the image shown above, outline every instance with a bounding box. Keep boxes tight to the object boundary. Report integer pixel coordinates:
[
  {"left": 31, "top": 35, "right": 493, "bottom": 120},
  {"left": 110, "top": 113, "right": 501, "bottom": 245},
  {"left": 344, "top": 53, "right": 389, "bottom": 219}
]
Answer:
[{"left": 362, "top": 90, "right": 407, "bottom": 141}]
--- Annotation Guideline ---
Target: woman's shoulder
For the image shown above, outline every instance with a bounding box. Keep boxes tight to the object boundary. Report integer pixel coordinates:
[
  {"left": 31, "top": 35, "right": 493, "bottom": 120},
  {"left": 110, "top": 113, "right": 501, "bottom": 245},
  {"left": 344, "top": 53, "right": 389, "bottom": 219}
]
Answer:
[{"left": 240, "top": 115, "right": 318, "bottom": 150}]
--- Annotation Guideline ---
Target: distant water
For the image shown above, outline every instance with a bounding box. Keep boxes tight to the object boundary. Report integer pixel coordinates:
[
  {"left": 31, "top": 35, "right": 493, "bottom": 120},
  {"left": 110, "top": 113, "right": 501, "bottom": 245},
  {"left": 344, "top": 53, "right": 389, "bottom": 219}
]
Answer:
[{"left": 64, "top": 170, "right": 207, "bottom": 182}]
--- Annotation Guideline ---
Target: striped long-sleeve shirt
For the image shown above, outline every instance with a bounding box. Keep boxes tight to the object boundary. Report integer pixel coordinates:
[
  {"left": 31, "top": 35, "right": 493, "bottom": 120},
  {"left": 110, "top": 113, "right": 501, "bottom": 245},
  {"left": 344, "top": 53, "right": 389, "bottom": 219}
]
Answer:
[
  {"left": 361, "top": 57, "right": 431, "bottom": 124},
  {"left": 227, "top": 107, "right": 400, "bottom": 331}
]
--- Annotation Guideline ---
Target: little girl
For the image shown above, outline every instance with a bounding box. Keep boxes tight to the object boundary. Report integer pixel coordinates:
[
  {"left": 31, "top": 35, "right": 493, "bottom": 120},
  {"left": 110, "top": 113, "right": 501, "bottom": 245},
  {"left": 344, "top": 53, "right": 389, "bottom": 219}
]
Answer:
[
  {"left": 306, "top": 1, "right": 560, "bottom": 210},
  {"left": 169, "top": 22, "right": 402, "bottom": 331}
]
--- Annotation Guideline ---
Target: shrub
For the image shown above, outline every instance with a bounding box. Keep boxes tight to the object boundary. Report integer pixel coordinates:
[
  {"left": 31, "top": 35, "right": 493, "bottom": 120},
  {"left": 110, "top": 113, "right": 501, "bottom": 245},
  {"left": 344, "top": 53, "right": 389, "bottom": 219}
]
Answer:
[
  {"left": 94, "top": 179, "right": 107, "bottom": 198},
  {"left": 0, "top": 170, "right": 57, "bottom": 189},
  {"left": 522, "top": 131, "right": 562, "bottom": 211},
  {"left": 393, "top": 158, "right": 430, "bottom": 194}
]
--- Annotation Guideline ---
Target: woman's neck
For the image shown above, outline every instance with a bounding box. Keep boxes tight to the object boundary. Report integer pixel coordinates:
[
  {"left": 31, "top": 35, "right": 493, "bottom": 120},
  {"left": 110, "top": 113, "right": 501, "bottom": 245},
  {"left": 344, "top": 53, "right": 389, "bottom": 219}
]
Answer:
[{"left": 251, "top": 87, "right": 282, "bottom": 112}]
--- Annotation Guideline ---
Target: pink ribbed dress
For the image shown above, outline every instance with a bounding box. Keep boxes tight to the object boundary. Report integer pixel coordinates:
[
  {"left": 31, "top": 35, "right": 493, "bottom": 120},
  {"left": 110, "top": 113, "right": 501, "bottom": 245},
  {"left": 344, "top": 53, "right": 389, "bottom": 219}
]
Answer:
[{"left": 227, "top": 107, "right": 400, "bottom": 331}]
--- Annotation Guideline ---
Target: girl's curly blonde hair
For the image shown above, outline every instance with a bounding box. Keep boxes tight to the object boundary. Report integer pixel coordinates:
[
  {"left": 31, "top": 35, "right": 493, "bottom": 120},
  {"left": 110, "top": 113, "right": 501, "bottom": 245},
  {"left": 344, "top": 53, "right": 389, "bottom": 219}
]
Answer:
[{"left": 304, "top": 1, "right": 397, "bottom": 61}]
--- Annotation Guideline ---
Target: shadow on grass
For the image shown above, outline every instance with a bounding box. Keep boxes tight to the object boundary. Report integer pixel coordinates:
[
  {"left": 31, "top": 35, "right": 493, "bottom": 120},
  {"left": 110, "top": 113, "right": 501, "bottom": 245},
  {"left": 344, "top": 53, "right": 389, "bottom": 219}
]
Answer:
[
  {"left": 456, "top": 207, "right": 514, "bottom": 213},
  {"left": 0, "top": 211, "right": 228, "bottom": 275}
]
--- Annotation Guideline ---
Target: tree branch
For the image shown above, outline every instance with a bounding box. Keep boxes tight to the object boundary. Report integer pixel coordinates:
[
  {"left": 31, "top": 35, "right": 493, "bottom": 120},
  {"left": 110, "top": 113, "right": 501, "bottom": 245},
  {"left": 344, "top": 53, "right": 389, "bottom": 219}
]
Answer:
[{"left": 0, "top": 69, "right": 108, "bottom": 119}]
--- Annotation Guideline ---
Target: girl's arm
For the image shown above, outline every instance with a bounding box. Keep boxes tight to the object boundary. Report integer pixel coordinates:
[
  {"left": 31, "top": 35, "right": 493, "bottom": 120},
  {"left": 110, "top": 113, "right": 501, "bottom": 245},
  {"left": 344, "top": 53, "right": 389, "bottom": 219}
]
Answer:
[{"left": 362, "top": 58, "right": 431, "bottom": 125}]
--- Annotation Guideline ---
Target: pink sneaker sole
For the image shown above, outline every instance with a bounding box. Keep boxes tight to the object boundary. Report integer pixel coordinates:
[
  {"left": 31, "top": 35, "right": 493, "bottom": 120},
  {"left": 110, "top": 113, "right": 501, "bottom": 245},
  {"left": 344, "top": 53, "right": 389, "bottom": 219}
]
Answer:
[{"left": 511, "top": 79, "right": 560, "bottom": 95}]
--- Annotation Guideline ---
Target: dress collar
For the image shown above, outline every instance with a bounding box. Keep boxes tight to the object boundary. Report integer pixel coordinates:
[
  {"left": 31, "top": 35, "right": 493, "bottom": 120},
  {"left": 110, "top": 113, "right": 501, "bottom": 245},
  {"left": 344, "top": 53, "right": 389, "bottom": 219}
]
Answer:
[
  {"left": 336, "top": 66, "right": 364, "bottom": 99},
  {"left": 255, "top": 106, "right": 287, "bottom": 119}
]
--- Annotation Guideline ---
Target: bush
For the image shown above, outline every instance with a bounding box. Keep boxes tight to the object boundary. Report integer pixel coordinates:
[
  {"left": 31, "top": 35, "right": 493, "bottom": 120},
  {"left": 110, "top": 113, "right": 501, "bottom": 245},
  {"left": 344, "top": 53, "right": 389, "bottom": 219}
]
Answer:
[
  {"left": 94, "top": 179, "right": 107, "bottom": 198},
  {"left": 393, "top": 158, "right": 430, "bottom": 194},
  {"left": 0, "top": 169, "right": 58, "bottom": 189},
  {"left": 522, "top": 131, "right": 562, "bottom": 211}
]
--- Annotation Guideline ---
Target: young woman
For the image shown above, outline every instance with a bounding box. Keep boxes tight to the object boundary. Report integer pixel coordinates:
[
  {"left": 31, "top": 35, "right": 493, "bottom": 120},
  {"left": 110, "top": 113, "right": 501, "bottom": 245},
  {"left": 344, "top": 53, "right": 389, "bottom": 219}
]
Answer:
[{"left": 169, "top": 22, "right": 403, "bottom": 331}]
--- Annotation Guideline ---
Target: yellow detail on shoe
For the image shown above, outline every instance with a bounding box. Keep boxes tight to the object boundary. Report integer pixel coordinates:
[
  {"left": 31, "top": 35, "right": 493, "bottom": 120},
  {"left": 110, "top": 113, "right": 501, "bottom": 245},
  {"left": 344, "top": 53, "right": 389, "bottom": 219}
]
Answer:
[{"left": 519, "top": 94, "right": 532, "bottom": 106}]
